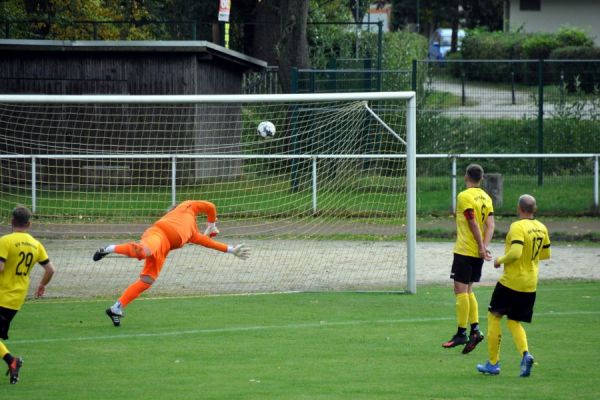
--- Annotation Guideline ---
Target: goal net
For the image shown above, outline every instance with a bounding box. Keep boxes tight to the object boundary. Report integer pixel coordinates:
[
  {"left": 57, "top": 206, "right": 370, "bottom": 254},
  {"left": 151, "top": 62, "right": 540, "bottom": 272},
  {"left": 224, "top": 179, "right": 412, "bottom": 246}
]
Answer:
[{"left": 0, "top": 92, "right": 416, "bottom": 298}]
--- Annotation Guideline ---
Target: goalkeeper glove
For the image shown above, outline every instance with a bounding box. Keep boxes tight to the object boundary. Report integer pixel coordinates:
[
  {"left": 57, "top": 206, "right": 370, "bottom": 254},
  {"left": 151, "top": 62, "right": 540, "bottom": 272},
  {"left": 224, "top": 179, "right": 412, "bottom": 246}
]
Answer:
[
  {"left": 204, "top": 222, "right": 219, "bottom": 237},
  {"left": 228, "top": 244, "right": 250, "bottom": 260}
]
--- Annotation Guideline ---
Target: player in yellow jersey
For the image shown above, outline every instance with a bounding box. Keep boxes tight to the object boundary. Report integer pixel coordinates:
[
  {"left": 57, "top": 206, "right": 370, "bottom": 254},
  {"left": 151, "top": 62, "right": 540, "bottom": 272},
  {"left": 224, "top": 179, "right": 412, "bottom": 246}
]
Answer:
[
  {"left": 0, "top": 206, "right": 56, "bottom": 384},
  {"left": 443, "top": 164, "right": 495, "bottom": 353},
  {"left": 477, "top": 194, "right": 551, "bottom": 377}
]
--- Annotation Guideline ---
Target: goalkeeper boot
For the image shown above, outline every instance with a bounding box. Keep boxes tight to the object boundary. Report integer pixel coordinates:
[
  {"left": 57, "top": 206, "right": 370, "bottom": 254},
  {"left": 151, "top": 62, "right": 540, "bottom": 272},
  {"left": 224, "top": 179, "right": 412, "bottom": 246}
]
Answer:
[
  {"left": 519, "top": 351, "right": 535, "bottom": 377},
  {"left": 93, "top": 248, "right": 109, "bottom": 262},
  {"left": 462, "top": 330, "right": 484, "bottom": 354},
  {"left": 6, "top": 357, "right": 23, "bottom": 384},
  {"left": 476, "top": 360, "right": 500, "bottom": 375},
  {"left": 442, "top": 333, "right": 468, "bottom": 348},
  {"left": 105, "top": 308, "right": 123, "bottom": 327}
]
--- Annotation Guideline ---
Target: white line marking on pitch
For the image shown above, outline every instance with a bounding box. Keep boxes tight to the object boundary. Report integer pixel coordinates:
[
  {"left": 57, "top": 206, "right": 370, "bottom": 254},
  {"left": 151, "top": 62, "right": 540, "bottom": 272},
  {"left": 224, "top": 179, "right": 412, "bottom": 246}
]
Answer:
[{"left": 12, "top": 310, "right": 600, "bottom": 345}]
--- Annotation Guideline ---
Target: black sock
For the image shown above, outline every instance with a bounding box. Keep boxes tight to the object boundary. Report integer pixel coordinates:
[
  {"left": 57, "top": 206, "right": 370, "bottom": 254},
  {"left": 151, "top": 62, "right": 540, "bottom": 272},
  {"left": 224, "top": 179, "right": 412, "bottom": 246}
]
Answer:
[
  {"left": 457, "top": 327, "right": 467, "bottom": 336},
  {"left": 3, "top": 353, "right": 14, "bottom": 366},
  {"left": 470, "top": 323, "right": 480, "bottom": 333}
]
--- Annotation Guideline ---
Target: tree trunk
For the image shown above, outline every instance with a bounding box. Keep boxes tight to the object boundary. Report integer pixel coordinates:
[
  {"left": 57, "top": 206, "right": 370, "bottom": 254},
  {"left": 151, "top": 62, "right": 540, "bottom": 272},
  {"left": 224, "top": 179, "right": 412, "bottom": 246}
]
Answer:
[
  {"left": 277, "top": 0, "right": 310, "bottom": 93},
  {"left": 251, "top": 0, "right": 280, "bottom": 66}
]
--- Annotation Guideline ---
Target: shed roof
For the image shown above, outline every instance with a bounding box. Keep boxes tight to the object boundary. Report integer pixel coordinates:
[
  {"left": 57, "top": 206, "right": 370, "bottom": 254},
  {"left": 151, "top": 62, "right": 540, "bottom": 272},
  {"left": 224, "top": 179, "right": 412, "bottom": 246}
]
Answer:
[{"left": 0, "top": 39, "right": 268, "bottom": 70}]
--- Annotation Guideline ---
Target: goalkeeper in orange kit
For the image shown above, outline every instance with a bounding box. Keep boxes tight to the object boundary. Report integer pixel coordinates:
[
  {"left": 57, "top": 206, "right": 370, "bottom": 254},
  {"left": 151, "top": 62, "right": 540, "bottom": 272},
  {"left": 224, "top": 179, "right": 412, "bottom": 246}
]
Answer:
[{"left": 92, "top": 200, "right": 249, "bottom": 326}]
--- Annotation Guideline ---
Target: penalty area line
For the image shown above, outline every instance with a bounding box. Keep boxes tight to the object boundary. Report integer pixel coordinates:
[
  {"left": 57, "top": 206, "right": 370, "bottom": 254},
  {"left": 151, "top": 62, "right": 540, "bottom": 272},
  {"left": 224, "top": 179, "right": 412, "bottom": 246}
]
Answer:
[{"left": 11, "top": 310, "right": 600, "bottom": 345}]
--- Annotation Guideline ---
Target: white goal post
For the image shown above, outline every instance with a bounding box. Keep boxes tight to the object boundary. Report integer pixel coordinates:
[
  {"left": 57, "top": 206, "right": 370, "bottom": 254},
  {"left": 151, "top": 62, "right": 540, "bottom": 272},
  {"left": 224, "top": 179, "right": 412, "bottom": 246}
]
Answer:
[{"left": 0, "top": 92, "right": 416, "bottom": 297}]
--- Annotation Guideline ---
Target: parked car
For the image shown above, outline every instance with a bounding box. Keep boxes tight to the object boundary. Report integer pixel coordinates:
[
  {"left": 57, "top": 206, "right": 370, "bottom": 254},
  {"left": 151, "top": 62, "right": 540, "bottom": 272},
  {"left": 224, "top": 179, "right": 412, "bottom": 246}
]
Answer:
[{"left": 428, "top": 28, "right": 466, "bottom": 60}]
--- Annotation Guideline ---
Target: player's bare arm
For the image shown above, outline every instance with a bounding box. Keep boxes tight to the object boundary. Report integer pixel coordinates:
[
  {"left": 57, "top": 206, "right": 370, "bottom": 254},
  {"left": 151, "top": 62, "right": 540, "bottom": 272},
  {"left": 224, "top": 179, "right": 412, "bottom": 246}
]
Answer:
[
  {"left": 35, "top": 261, "right": 56, "bottom": 298},
  {"left": 483, "top": 214, "right": 495, "bottom": 258},
  {"left": 465, "top": 209, "right": 489, "bottom": 260}
]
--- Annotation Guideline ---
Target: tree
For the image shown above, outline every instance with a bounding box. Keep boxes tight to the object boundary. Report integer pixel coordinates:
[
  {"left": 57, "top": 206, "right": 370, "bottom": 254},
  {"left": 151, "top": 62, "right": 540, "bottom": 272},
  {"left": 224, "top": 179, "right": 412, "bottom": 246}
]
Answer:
[
  {"left": 277, "top": 0, "right": 310, "bottom": 92},
  {"left": 232, "top": 0, "right": 309, "bottom": 92},
  {"left": 3, "top": 0, "right": 160, "bottom": 39}
]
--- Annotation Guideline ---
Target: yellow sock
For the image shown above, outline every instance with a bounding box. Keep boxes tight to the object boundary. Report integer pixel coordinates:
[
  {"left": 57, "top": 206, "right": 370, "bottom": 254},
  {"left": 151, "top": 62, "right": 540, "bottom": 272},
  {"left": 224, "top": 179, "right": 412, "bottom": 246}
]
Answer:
[
  {"left": 0, "top": 341, "right": 9, "bottom": 359},
  {"left": 507, "top": 319, "right": 528, "bottom": 356},
  {"left": 468, "top": 292, "right": 479, "bottom": 326},
  {"left": 456, "top": 293, "right": 470, "bottom": 329},
  {"left": 487, "top": 312, "right": 502, "bottom": 364}
]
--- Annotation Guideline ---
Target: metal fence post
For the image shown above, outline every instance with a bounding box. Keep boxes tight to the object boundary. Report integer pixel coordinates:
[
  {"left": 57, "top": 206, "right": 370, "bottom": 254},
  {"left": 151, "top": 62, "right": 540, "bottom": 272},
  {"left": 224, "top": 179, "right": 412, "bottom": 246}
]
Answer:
[
  {"left": 537, "top": 59, "right": 544, "bottom": 186},
  {"left": 411, "top": 59, "right": 417, "bottom": 92},
  {"left": 312, "top": 157, "right": 318, "bottom": 214},
  {"left": 377, "top": 21, "right": 383, "bottom": 91},
  {"left": 171, "top": 156, "right": 177, "bottom": 206},
  {"left": 595, "top": 155, "right": 599, "bottom": 211},
  {"left": 461, "top": 72, "right": 466, "bottom": 106},
  {"left": 510, "top": 62, "right": 516, "bottom": 105},
  {"left": 291, "top": 67, "right": 298, "bottom": 94},
  {"left": 31, "top": 156, "right": 37, "bottom": 213},
  {"left": 452, "top": 157, "right": 457, "bottom": 214}
]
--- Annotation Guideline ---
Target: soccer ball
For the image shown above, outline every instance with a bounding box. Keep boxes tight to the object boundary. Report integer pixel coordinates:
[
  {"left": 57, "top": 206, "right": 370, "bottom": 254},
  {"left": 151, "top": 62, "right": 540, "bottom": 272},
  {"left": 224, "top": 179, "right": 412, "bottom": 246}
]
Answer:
[{"left": 257, "top": 121, "right": 276, "bottom": 138}]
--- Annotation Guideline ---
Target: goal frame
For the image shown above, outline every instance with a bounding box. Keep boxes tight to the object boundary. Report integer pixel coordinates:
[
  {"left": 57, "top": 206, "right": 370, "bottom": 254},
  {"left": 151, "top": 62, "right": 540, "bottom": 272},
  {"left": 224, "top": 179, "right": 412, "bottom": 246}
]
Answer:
[{"left": 0, "top": 92, "right": 417, "bottom": 294}]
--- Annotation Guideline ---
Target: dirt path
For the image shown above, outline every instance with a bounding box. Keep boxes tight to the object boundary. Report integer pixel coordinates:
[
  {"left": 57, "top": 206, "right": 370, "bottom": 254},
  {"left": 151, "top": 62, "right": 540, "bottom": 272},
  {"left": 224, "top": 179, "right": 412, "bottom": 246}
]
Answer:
[{"left": 428, "top": 78, "right": 597, "bottom": 119}]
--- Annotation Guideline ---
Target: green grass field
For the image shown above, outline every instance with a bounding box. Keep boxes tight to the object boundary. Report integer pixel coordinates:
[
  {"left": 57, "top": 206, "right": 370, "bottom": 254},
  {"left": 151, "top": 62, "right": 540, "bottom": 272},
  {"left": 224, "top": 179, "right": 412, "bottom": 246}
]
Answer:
[
  {"left": 1, "top": 281, "right": 598, "bottom": 399},
  {"left": 1, "top": 174, "right": 597, "bottom": 222}
]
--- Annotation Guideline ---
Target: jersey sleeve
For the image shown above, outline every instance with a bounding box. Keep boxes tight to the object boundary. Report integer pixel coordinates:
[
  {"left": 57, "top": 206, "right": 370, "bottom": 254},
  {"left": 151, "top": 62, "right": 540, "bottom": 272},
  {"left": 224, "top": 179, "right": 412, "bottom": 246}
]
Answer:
[
  {"left": 37, "top": 242, "right": 50, "bottom": 264},
  {"left": 456, "top": 192, "right": 474, "bottom": 214},
  {"left": 189, "top": 201, "right": 218, "bottom": 223},
  {"left": 189, "top": 232, "right": 228, "bottom": 253},
  {"left": 540, "top": 225, "right": 552, "bottom": 260},
  {"left": 497, "top": 222, "right": 525, "bottom": 265},
  {"left": 0, "top": 237, "right": 8, "bottom": 260}
]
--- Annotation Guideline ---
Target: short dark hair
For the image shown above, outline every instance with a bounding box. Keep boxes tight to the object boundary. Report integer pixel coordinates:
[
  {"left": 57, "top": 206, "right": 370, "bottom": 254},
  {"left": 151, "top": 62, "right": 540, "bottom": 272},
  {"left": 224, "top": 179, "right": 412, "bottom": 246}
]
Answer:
[
  {"left": 518, "top": 194, "right": 537, "bottom": 214},
  {"left": 12, "top": 206, "right": 32, "bottom": 228},
  {"left": 465, "top": 164, "right": 484, "bottom": 182}
]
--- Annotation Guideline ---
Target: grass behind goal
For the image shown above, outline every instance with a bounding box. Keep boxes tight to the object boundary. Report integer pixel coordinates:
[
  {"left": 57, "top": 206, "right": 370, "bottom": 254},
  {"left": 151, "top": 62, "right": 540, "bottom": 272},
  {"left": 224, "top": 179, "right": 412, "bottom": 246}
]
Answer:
[{"left": 2, "top": 281, "right": 598, "bottom": 399}]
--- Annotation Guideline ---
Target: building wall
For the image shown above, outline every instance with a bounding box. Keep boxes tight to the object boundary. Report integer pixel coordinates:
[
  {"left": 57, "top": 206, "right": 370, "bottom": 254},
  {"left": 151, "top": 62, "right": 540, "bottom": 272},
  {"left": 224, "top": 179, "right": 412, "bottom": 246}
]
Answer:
[
  {"left": 0, "top": 48, "right": 257, "bottom": 185},
  {"left": 509, "top": 0, "right": 600, "bottom": 46}
]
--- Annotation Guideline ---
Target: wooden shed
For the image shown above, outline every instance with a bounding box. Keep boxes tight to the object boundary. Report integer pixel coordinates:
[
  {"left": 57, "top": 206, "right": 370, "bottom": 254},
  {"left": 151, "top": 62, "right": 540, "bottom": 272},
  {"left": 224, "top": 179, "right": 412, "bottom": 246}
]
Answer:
[{"left": 0, "top": 40, "right": 268, "bottom": 186}]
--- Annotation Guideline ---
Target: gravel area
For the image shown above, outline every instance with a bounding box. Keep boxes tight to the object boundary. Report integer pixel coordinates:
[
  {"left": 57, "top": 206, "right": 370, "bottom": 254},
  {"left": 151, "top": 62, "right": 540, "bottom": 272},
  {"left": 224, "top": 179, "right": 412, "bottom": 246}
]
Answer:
[{"left": 23, "top": 238, "right": 600, "bottom": 299}]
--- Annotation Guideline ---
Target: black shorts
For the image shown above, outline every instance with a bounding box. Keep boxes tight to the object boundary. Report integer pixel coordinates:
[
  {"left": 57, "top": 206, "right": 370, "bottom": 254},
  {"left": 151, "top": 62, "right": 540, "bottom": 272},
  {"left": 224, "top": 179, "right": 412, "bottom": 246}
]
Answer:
[
  {"left": 450, "top": 253, "right": 483, "bottom": 284},
  {"left": 488, "top": 282, "right": 536, "bottom": 323},
  {"left": 0, "top": 306, "right": 18, "bottom": 340}
]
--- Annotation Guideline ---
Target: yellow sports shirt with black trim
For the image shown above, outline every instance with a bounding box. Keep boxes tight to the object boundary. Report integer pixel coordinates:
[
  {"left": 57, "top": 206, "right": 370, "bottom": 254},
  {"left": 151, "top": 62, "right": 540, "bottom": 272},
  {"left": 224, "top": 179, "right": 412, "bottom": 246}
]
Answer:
[
  {"left": 0, "top": 232, "right": 49, "bottom": 310},
  {"left": 498, "top": 219, "right": 551, "bottom": 293},
  {"left": 453, "top": 187, "right": 494, "bottom": 257}
]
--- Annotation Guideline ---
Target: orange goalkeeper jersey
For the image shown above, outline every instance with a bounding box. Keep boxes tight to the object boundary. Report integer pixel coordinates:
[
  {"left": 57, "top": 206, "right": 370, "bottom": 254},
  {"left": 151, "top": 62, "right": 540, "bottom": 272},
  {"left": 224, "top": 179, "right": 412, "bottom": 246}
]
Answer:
[{"left": 153, "top": 200, "right": 227, "bottom": 252}]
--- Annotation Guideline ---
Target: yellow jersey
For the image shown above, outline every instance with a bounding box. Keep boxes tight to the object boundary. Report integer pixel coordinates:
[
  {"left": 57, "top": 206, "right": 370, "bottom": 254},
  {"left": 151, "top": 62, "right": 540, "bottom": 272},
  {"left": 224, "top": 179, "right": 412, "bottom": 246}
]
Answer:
[
  {"left": 453, "top": 187, "right": 494, "bottom": 257},
  {"left": 498, "top": 218, "right": 551, "bottom": 293},
  {"left": 0, "top": 232, "right": 49, "bottom": 310}
]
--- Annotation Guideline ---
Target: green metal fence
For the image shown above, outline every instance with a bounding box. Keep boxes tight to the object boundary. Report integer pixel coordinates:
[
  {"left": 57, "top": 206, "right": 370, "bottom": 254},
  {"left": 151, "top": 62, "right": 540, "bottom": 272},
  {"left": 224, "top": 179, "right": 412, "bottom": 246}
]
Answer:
[{"left": 291, "top": 59, "right": 600, "bottom": 214}]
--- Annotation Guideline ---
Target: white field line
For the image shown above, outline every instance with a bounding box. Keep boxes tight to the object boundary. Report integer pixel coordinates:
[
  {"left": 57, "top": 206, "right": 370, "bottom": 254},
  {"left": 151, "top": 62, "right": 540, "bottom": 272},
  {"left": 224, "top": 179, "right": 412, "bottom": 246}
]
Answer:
[{"left": 12, "top": 310, "right": 600, "bottom": 345}]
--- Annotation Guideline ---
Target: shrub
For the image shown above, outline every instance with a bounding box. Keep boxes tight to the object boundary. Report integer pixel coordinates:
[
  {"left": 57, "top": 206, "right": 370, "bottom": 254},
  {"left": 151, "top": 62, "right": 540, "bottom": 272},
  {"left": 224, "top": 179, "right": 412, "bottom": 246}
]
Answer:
[
  {"left": 556, "top": 26, "right": 595, "bottom": 48},
  {"left": 548, "top": 47, "right": 600, "bottom": 93},
  {"left": 455, "top": 30, "right": 525, "bottom": 82}
]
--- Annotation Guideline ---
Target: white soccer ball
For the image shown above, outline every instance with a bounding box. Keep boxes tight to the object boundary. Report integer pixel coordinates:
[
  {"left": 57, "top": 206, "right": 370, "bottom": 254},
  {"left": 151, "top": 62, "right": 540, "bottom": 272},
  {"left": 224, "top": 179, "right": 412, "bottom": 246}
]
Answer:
[{"left": 257, "top": 121, "right": 276, "bottom": 138}]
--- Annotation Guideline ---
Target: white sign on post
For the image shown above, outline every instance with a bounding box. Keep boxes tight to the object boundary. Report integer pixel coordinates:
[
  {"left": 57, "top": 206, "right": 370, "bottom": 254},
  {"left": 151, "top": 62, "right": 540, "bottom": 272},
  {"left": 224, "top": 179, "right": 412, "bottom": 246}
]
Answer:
[{"left": 218, "top": 0, "right": 231, "bottom": 22}]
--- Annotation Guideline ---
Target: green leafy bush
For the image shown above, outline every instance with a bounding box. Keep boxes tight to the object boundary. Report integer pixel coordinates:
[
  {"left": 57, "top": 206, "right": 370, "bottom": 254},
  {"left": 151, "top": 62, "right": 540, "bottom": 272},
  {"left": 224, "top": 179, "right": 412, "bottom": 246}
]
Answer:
[
  {"left": 453, "top": 27, "right": 598, "bottom": 86},
  {"left": 548, "top": 46, "right": 600, "bottom": 93},
  {"left": 556, "top": 26, "right": 595, "bottom": 48},
  {"left": 306, "top": 26, "right": 427, "bottom": 92},
  {"left": 416, "top": 112, "right": 599, "bottom": 176}
]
